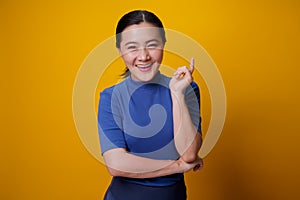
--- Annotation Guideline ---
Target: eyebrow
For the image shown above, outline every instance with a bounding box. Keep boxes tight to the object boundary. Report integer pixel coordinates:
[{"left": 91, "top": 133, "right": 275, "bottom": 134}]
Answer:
[
  {"left": 124, "top": 39, "right": 161, "bottom": 46},
  {"left": 124, "top": 41, "right": 138, "bottom": 46},
  {"left": 145, "top": 39, "right": 161, "bottom": 43}
]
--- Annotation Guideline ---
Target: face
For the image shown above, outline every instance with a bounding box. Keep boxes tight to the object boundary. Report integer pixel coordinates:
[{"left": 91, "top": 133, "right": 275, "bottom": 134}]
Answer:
[{"left": 118, "top": 22, "right": 165, "bottom": 82}]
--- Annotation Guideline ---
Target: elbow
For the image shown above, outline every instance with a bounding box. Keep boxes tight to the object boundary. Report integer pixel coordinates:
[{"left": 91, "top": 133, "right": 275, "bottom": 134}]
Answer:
[
  {"left": 104, "top": 159, "right": 125, "bottom": 177},
  {"left": 181, "top": 152, "right": 198, "bottom": 163},
  {"left": 181, "top": 132, "right": 202, "bottom": 163},
  {"left": 103, "top": 148, "right": 127, "bottom": 177},
  {"left": 106, "top": 166, "right": 124, "bottom": 177}
]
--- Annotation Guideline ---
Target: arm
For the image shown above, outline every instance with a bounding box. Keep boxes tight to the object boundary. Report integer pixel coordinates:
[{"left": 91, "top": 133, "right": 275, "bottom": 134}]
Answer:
[
  {"left": 99, "top": 74, "right": 202, "bottom": 178},
  {"left": 170, "top": 58, "right": 202, "bottom": 163},
  {"left": 171, "top": 92, "right": 202, "bottom": 162},
  {"left": 103, "top": 148, "right": 202, "bottom": 178}
]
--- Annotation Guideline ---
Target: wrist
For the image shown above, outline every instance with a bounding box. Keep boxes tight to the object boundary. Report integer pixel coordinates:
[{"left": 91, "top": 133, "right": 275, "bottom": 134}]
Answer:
[
  {"left": 174, "top": 158, "right": 187, "bottom": 173},
  {"left": 170, "top": 90, "right": 185, "bottom": 100}
]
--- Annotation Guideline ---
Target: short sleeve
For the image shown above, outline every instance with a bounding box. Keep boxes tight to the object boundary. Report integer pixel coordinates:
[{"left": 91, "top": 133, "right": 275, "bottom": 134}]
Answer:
[
  {"left": 98, "top": 87, "right": 127, "bottom": 154},
  {"left": 185, "top": 82, "right": 202, "bottom": 134}
]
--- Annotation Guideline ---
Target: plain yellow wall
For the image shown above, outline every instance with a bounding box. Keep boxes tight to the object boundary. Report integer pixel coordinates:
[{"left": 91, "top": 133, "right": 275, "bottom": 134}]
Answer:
[{"left": 1, "top": 0, "right": 300, "bottom": 199}]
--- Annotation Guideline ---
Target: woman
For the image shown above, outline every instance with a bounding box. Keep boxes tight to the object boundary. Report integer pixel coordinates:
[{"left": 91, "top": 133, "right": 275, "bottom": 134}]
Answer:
[{"left": 98, "top": 10, "right": 203, "bottom": 200}]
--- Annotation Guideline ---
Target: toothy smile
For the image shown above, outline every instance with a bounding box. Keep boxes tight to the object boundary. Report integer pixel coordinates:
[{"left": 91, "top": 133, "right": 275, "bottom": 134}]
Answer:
[
  {"left": 135, "top": 63, "right": 153, "bottom": 71},
  {"left": 135, "top": 63, "right": 152, "bottom": 68}
]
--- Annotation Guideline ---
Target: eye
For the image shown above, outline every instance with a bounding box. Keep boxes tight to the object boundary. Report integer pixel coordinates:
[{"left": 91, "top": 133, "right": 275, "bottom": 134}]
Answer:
[
  {"left": 147, "top": 43, "right": 159, "bottom": 49},
  {"left": 127, "top": 45, "right": 137, "bottom": 50}
]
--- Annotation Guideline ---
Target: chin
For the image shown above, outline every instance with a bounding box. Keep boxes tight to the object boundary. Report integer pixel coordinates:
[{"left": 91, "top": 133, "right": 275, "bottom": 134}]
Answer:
[
  {"left": 141, "top": 71, "right": 159, "bottom": 82},
  {"left": 131, "top": 69, "right": 159, "bottom": 82}
]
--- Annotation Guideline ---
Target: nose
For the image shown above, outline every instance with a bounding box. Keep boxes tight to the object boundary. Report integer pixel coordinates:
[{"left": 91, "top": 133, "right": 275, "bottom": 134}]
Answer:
[{"left": 137, "top": 48, "right": 150, "bottom": 61}]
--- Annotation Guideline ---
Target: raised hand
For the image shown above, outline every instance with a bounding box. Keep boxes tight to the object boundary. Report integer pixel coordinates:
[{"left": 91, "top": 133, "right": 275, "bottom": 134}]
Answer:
[{"left": 169, "top": 58, "right": 194, "bottom": 94}]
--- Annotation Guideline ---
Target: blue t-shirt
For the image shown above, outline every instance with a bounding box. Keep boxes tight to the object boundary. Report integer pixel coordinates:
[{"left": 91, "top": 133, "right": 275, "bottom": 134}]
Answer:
[{"left": 98, "top": 72, "right": 201, "bottom": 186}]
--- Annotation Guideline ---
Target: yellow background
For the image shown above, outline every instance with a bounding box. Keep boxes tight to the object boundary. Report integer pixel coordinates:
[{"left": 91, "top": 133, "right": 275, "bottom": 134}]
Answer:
[{"left": 1, "top": 0, "right": 300, "bottom": 199}]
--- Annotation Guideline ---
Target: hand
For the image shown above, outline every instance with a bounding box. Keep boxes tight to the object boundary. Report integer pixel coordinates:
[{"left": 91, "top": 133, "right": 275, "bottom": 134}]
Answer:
[
  {"left": 177, "top": 156, "right": 203, "bottom": 173},
  {"left": 192, "top": 157, "right": 204, "bottom": 172},
  {"left": 169, "top": 58, "right": 194, "bottom": 94}
]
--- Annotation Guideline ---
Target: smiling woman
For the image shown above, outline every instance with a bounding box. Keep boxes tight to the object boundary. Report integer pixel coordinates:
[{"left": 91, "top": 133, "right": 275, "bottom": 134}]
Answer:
[
  {"left": 98, "top": 10, "right": 203, "bottom": 200},
  {"left": 118, "top": 24, "right": 164, "bottom": 82}
]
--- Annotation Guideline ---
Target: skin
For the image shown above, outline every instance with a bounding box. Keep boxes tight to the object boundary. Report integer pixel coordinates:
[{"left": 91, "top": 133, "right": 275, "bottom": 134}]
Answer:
[
  {"left": 170, "top": 58, "right": 203, "bottom": 163},
  {"left": 118, "top": 22, "right": 164, "bottom": 82},
  {"left": 103, "top": 22, "right": 203, "bottom": 178}
]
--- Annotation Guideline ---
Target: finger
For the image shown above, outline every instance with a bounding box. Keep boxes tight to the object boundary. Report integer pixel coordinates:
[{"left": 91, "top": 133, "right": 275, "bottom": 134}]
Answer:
[
  {"left": 189, "top": 57, "right": 194, "bottom": 74},
  {"left": 193, "top": 164, "right": 201, "bottom": 171},
  {"left": 174, "top": 67, "right": 188, "bottom": 78}
]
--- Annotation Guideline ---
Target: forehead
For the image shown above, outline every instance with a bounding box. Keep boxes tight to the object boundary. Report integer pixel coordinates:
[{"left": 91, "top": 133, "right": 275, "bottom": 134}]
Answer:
[{"left": 120, "top": 23, "right": 162, "bottom": 44}]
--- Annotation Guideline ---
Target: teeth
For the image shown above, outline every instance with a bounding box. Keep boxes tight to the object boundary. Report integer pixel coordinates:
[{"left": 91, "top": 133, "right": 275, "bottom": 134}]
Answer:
[{"left": 136, "top": 63, "right": 152, "bottom": 68}]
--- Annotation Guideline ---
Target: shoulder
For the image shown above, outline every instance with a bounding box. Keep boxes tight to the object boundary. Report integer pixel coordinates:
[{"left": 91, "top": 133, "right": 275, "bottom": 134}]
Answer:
[
  {"left": 99, "top": 86, "right": 115, "bottom": 105},
  {"left": 100, "top": 85, "right": 115, "bottom": 95},
  {"left": 190, "top": 81, "right": 199, "bottom": 90},
  {"left": 186, "top": 81, "right": 200, "bottom": 93},
  {"left": 184, "top": 81, "right": 200, "bottom": 102},
  {"left": 100, "top": 79, "right": 127, "bottom": 98}
]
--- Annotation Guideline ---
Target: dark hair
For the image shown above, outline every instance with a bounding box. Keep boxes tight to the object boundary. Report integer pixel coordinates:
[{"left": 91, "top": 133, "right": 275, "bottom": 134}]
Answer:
[
  {"left": 116, "top": 10, "right": 166, "bottom": 77},
  {"left": 116, "top": 10, "right": 166, "bottom": 48}
]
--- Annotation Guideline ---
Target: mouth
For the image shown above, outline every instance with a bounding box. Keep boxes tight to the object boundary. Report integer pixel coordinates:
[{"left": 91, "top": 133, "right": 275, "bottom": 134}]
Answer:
[{"left": 135, "top": 63, "right": 153, "bottom": 72}]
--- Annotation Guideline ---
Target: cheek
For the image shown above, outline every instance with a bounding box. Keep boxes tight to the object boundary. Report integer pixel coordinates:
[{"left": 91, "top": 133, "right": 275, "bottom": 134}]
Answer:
[
  {"left": 151, "top": 50, "right": 163, "bottom": 62},
  {"left": 122, "top": 54, "right": 135, "bottom": 65}
]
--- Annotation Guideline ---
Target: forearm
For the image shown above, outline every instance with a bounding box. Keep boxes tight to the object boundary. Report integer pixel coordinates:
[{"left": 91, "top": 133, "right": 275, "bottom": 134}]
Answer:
[
  {"left": 103, "top": 148, "right": 183, "bottom": 178},
  {"left": 171, "top": 92, "right": 202, "bottom": 162}
]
